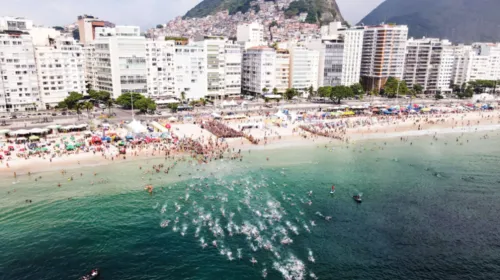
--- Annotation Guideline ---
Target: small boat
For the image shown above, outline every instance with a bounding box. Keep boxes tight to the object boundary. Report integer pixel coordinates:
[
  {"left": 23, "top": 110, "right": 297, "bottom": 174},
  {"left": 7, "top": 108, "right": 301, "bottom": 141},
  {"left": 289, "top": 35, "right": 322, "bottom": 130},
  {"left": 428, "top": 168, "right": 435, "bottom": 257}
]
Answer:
[
  {"left": 353, "top": 195, "right": 362, "bottom": 203},
  {"left": 80, "top": 268, "right": 99, "bottom": 280},
  {"left": 330, "top": 185, "right": 336, "bottom": 194}
]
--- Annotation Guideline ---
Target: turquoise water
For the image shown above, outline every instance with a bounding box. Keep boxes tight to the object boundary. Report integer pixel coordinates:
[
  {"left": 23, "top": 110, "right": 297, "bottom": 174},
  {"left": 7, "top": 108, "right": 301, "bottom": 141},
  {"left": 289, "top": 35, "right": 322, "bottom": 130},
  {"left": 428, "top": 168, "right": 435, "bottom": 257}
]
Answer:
[{"left": 1, "top": 132, "right": 500, "bottom": 279}]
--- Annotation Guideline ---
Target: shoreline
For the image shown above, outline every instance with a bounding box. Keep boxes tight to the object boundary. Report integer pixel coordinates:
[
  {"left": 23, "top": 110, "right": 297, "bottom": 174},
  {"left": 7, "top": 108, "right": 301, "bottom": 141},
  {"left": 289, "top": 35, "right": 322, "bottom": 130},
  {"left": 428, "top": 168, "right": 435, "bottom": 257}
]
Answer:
[{"left": 1, "top": 120, "right": 499, "bottom": 177}]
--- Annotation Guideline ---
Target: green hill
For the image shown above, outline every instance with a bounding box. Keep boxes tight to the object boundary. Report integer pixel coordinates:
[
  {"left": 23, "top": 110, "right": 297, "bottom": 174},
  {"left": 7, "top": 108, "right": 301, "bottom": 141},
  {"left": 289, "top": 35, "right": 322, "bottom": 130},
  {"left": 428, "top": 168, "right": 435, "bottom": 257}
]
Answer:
[{"left": 184, "top": 0, "right": 344, "bottom": 24}]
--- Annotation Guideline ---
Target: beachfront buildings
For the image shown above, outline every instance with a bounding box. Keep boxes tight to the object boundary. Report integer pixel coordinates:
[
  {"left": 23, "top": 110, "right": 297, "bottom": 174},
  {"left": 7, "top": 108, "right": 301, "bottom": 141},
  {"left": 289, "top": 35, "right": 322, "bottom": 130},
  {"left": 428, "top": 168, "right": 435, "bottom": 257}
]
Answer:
[
  {"left": 275, "top": 49, "right": 290, "bottom": 93},
  {"left": 320, "top": 22, "right": 364, "bottom": 87},
  {"left": 173, "top": 43, "right": 207, "bottom": 100},
  {"left": 360, "top": 24, "right": 408, "bottom": 91},
  {"left": 88, "top": 26, "right": 147, "bottom": 99},
  {"left": 34, "top": 36, "right": 86, "bottom": 108},
  {"left": 0, "top": 17, "right": 40, "bottom": 113},
  {"left": 224, "top": 41, "right": 243, "bottom": 98},
  {"left": 448, "top": 43, "right": 500, "bottom": 88},
  {"left": 403, "top": 38, "right": 454, "bottom": 94},
  {"left": 242, "top": 46, "right": 276, "bottom": 95},
  {"left": 289, "top": 46, "right": 319, "bottom": 93},
  {"left": 145, "top": 40, "right": 176, "bottom": 100},
  {"left": 197, "top": 37, "right": 227, "bottom": 99}
]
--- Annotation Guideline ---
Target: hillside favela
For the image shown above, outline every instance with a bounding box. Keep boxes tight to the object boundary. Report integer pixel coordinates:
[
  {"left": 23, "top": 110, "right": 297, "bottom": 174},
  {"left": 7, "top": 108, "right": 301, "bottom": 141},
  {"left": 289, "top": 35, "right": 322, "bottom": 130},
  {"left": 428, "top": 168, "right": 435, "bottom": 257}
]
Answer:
[{"left": 1, "top": 0, "right": 500, "bottom": 279}]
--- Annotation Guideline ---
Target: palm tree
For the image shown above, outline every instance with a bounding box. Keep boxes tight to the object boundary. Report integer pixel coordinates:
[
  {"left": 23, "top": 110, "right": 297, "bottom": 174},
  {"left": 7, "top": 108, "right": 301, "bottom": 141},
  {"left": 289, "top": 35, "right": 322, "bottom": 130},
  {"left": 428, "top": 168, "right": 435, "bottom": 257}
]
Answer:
[
  {"left": 106, "top": 99, "right": 113, "bottom": 115},
  {"left": 262, "top": 87, "right": 269, "bottom": 96},
  {"left": 75, "top": 102, "right": 83, "bottom": 120},
  {"left": 180, "top": 91, "right": 186, "bottom": 103},
  {"left": 83, "top": 102, "right": 93, "bottom": 119}
]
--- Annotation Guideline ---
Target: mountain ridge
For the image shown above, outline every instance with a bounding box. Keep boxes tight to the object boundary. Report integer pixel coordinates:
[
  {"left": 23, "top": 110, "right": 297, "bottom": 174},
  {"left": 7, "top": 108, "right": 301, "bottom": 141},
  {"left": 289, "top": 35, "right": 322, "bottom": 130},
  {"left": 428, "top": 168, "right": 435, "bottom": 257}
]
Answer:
[
  {"left": 184, "top": 0, "right": 344, "bottom": 24},
  {"left": 359, "top": 0, "right": 500, "bottom": 43}
]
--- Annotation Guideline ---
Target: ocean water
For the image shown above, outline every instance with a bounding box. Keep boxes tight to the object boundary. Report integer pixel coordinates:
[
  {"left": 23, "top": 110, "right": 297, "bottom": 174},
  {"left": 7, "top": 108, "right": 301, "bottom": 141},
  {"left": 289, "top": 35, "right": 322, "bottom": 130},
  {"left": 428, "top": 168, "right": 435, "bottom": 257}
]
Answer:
[{"left": 1, "top": 131, "right": 500, "bottom": 280}]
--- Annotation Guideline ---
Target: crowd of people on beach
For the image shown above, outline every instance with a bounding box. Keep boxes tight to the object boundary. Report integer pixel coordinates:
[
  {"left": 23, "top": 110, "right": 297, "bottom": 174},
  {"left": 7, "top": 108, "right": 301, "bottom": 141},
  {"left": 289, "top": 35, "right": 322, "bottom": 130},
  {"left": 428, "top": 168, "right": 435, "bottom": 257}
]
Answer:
[{"left": 202, "top": 121, "right": 244, "bottom": 138}]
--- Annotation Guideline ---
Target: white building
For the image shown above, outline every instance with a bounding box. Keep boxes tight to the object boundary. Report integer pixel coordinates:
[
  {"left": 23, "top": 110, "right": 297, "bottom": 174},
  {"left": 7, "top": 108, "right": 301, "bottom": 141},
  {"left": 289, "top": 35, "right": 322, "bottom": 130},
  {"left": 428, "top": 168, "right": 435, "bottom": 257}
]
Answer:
[
  {"left": 29, "top": 27, "right": 61, "bottom": 46},
  {"left": 403, "top": 38, "right": 454, "bottom": 93},
  {"left": 0, "top": 18, "right": 40, "bottom": 113},
  {"left": 339, "top": 25, "right": 364, "bottom": 86},
  {"left": 242, "top": 46, "right": 276, "bottom": 95},
  {"left": 471, "top": 43, "right": 500, "bottom": 81},
  {"left": 450, "top": 45, "right": 474, "bottom": 86},
  {"left": 199, "top": 37, "right": 226, "bottom": 99},
  {"left": 275, "top": 49, "right": 290, "bottom": 93},
  {"left": 0, "top": 17, "right": 33, "bottom": 32},
  {"left": 34, "top": 36, "right": 86, "bottom": 108},
  {"left": 237, "top": 22, "right": 264, "bottom": 44},
  {"left": 308, "top": 22, "right": 364, "bottom": 87},
  {"left": 361, "top": 24, "right": 408, "bottom": 90},
  {"left": 289, "top": 46, "right": 319, "bottom": 93},
  {"left": 90, "top": 26, "right": 147, "bottom": 99},
  {"left": 145, "top": 40, "right": 176, "bottom": 100},
  {"left": 224, "top": 41, "right": 242, "bottom": 98},
  {"left": 174, "top": 43, "right": 207, "bottom": 100}
]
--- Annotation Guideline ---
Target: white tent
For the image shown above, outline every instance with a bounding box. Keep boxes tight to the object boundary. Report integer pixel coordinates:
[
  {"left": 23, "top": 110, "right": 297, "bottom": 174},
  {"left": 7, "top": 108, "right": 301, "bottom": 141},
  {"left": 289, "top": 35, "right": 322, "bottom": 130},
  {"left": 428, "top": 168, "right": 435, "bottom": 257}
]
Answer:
[
  {"left": 274, "top": 111, "right": 287, "bottom": 120},
  {"left": 472, "top": 93, "right": 495, "bottom": 102},
  {"left": 126, "top": 119, "right": 147, "bottom": 134},
  {"left": 264, "top": 94, "right": 282, "bottom": 99},
  {"left": 9, "top": 129, "right": 30, "bottom": 136}
]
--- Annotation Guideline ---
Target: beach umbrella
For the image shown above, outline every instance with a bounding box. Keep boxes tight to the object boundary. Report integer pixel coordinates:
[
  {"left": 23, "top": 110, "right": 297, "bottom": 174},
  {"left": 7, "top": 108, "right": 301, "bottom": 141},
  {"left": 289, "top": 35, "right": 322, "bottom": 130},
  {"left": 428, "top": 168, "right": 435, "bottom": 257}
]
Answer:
[
  {"left": 165, "top": 124, "right": 171, "bottom": 129},
  {"left": 29, "top": 135, "right": 40, "bottom": 141},
  {"left": 0, "top": 129, "right": 10, "bottom": 134},
  {"left": 118, "top": 141, "right": 125, "bottom": 146},
  {"left": 41, "top": 147, "right": 48, "bottom": 152},
  {"left": 66, "top": 144, "right": 75, "bottom": 151}
]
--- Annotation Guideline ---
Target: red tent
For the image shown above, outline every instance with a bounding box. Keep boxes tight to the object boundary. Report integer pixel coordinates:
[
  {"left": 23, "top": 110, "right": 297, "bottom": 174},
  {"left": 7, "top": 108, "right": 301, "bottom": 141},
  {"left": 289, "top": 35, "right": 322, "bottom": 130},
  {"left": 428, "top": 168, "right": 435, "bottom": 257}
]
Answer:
[{"left": 91, "top": 136, "right": 102, "bottom": 145}]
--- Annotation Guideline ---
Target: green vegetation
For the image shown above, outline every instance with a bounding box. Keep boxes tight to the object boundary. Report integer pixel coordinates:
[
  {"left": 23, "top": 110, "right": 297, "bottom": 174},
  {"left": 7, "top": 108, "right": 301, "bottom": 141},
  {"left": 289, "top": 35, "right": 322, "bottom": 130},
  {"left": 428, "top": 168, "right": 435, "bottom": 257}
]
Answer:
[
  {"left": 317, "top": 86, "right": 354, "bottom": 104},
  {"left": 184, "top": 0, "right": 342, "bottom": 25},
  {"left": 284, "top": 88, "right": 299, "bottom": 100},
  {"left": 116, "top": 92, "right": 156, "bottom": 113},
  {"left": 58, "top": 92, "right": 84, "bottom": 109},
  {"left": 383, "top": 77, "right": 409, "bottom": 98},
  {"left": 468, "top": 80, "right": 498, "bottom": 94},
  {"left": 284, "top": 0, "right": 340, "bottom": 24}
]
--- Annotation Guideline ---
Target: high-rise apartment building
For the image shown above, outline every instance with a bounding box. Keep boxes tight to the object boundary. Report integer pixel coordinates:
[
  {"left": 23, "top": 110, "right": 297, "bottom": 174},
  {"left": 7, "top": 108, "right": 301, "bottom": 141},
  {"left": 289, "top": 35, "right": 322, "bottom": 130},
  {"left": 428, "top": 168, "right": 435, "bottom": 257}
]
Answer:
[
  {"left": 90, "top": 26, "right": 147, "bottom": 99},
  {"left": 224, "top": 42, "right": 242, "bottom": 98},
  {"left": 360, "top": 24, "right": 408, "bottom": 91},
  {"left": 145, "top": 40, "right": 176, "bottom": 100},
  {"left": 242, "top": 46, "right": 276, "bottom": 95},
  {"left": 275, "top": 49, "right": 290, "bottom": 93},
  {"left": 199, "top": 37, "right": 226, "bottom": 99},
  {"left": 450, "top": 45, "right": 474, "bottom": 86},
  {"left": 472, "top": 43, "right": 500, "bottom": 81},
  {"left": 403, "top": 38, "right": 454, "bottom": 93},
  {"left": 308, "top": 22, "right": 364, "bottom": 87},
  {"left": 34, "top": 36, "right": 86, "bottom": 108},
  {"left": 0, "top": 17, "right": 39, "bottom": 113},
  {"left": 289, "top": 46, "right": 319, "bottom": 93},
  {"left": 174, "top": 43, "right": 207, "bottom": 100}
]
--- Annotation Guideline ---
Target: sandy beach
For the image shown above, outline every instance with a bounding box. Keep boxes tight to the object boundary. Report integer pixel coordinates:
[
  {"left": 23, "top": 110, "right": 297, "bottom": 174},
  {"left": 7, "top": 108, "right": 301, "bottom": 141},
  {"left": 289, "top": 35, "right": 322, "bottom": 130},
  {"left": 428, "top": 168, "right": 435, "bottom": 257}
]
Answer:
[{"left": 1, "top": 109, "right": 499, "bottom": 176}]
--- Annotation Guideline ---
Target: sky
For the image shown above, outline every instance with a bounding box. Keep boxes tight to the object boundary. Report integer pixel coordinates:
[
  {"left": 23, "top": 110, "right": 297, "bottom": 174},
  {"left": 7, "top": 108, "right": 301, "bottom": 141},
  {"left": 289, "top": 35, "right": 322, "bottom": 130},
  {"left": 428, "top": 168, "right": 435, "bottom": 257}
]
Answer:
[{"left": 1, "top": 0, "right": 384, "bottom": 30}]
